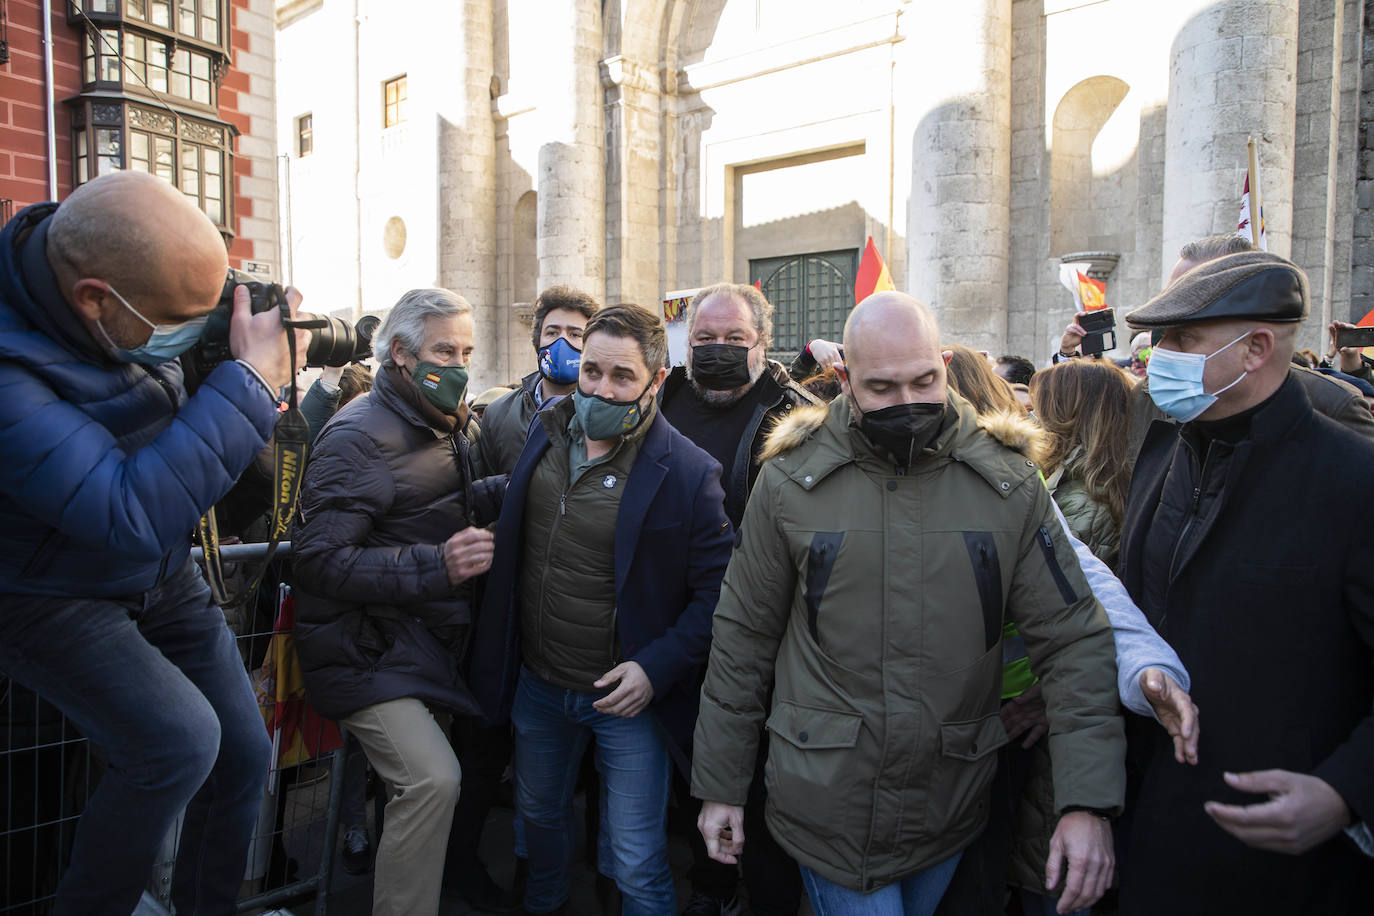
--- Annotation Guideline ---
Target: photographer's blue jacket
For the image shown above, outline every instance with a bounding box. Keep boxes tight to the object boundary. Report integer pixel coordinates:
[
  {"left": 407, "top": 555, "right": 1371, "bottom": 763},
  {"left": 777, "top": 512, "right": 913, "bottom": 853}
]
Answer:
[{"left": 0, "top": 202, "right": 280, "bottom": 597}]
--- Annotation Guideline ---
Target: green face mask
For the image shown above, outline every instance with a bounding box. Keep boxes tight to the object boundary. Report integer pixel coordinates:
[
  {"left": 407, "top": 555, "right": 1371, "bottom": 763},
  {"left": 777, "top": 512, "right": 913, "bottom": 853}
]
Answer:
[
  {"left": 411, "top": 360, "right": 469, "bottom": 412},
  {"left": 573, "top": 378, "right": 653, "bottom": 440}
]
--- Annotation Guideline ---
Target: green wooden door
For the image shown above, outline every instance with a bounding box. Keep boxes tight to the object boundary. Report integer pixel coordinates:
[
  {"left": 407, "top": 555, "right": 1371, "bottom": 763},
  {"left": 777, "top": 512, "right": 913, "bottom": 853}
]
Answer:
[{"left": 749, "top": 248, "right": 858, "bottom": 365}]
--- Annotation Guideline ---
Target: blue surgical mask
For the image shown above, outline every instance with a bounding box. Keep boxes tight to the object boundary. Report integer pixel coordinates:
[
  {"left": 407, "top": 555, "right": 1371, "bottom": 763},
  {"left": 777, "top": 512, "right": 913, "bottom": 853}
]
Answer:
[
  {"left": 96, "top": 284, "right": 210, "bottom": 365},
  {"left": 573, "top": 378, "right": 654, "bottom": 441},
  {"left": 538, "top": 336, "right": 582, "bottom": 385},
  {"left": 1146, "top": 330, "right": 1252, "bottom": 423}
]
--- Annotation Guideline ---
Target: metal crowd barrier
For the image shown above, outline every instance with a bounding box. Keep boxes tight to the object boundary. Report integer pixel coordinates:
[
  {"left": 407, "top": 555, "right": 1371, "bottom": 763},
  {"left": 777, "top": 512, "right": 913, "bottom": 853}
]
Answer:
[{"left": 2, "top": 542, "right": 350, "bottom": 916}]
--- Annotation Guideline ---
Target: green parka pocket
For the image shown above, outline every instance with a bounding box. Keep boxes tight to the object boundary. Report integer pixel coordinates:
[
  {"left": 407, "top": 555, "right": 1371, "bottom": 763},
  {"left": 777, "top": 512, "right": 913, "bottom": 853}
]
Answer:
[
  {"left": 926, "top": 712, "right": 1010, "bottom": 839},
  {"left": 764, "top": 700, "right": 863, "bottom": 839}
]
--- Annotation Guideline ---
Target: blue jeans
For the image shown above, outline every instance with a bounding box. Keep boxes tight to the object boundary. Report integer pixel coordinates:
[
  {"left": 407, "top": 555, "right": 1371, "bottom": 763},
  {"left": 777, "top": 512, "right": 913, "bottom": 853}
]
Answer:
[
  {"left": 800, "top": 853, "right": 962, "bottom": 916},
  {"left": 512, "top": 669, "right": 674, "bottom": 915},
  {"left": 0, "top": 560, "right": 271, "bottom": 916}
]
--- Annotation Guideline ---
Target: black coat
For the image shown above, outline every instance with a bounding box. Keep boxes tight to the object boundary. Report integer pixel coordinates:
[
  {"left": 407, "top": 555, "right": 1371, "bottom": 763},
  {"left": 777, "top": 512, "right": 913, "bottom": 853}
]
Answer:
[
  {"left": 291, "top": 366, "right": 501, "bottom": 721},
  {"left": 1117, "top": 375, "right": 1374, "bottom": 914},
  {"left": 659, "top": 360, "right": 818, "bottom": 529}
]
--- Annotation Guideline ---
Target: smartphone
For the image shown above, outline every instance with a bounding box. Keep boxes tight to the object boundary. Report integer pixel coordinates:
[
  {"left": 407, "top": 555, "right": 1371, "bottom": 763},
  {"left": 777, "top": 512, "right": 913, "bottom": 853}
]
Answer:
[
  {"left": 1335, "top": 326, "right": 1374, "bottom": 349},
  {"left": 1078, "top": 308, "right": 1117, "bottom": 357}
]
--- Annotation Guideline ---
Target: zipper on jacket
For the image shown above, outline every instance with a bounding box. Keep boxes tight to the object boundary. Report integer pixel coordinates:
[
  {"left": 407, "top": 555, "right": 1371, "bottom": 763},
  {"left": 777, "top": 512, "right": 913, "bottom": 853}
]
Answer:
[
  {"left": 1036, "top": 525, "right": 1078, "bottom": 604},
  {"left": 1170, "top": 441, "right": 1212, "bottom": 578},
  {"left": 143, "top": 365, "right": 179, "bottom": 412}
]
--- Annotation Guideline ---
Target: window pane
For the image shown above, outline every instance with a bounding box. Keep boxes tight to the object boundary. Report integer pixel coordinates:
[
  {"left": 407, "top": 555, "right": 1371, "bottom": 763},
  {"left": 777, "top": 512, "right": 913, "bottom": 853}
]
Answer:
[
  {"left": 178, "top": 0, "right": 196, "bottom": 35},
  {"left": 130, "top": 131, "right": 149, "bottom": 163},
  {"left": 84, "top": 33, "right": 96, "bottom": 84},
  {"left": 181, "top": 147, "right": 199, "bottom": 196},
  {"left": 96, "top": 128, "right": 121, "bottom": 157},
  {"left": 91, "top": 0, "right": 115, "bottom": 11},
  {"left": 154, "top": 138, "right": 174, "bottom": 181},
  {"left": 192, "top": 76, "right": 210, "bottom": 105},
  {"left": 201, "top": 14, "right": 217, "bottom": 43},
  {"left": 148, "top": 44, "right": 168, "bottom": 93},
  {"left": 123, "top": 34, "right": 144, "bottom": 86},
  {"left": 191, "top": 52, "right": 209, "bottom": 80},
  {"left": 74, "top": 128, "right": 89, "bottom": 185},
  {"left": 100, "top": 31, "right": 121, "bottom": 82},
  {"left": 204, "top": 150, "right": 221, "bottom": 175},
  {"left": 151, "top": 0, "right": 170, "bottom": 27},
  {"left": 204, "top": 197, "right": 222, "bottom": 224},
  {"left": 170, "top": 49, "right": 190, "bottom": 98},
  {"left": 127, "top": 0, "right": 146, "bottom": 20}
]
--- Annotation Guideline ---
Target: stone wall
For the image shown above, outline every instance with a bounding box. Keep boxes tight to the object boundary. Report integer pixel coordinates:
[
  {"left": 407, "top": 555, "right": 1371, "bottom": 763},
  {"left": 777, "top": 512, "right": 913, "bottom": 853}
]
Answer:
[{"left": 1352, "top": 0, "right": 1374, "bottom": 324}]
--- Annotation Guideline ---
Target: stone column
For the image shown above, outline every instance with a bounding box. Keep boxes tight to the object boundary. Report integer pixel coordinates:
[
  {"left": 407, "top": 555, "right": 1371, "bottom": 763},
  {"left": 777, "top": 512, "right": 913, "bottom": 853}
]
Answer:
[
  {"left": 1161, "top": 0, "right": 1299, "bottom": 281},
  {"left": 905, "top": 0, "right": 1012, "bottom": 354},
  {"left": 536, "top": 0, "right": 606, "bottom": 300},
  {"left": 601, "top": 54, "right": 663, "bottom": 311},
  {"left": 436, "top": 0, "right": 499, "bottom": 389}
]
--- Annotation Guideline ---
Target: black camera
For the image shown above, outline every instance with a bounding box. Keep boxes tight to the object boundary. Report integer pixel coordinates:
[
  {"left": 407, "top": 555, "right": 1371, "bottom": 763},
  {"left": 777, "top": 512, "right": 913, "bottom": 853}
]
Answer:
[
  {"left": 1078, "top": 308, "right": 1117, "bottom": 357},
  {"left": 182, "top": 269, "right": 380, "bottom": 390}
]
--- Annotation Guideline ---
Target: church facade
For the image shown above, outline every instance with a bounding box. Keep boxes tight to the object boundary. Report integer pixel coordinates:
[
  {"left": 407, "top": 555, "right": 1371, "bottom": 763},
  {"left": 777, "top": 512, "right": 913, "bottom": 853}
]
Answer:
[{"left": 274, "top": 0, "right": 1368, "bottom": 391}]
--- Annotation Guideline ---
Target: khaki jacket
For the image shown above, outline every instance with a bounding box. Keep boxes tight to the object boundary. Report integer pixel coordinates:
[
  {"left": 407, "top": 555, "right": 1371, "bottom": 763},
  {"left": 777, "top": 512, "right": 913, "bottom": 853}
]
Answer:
[{"left": 691, "top": 393, "right": 1125, "bottom": 892}]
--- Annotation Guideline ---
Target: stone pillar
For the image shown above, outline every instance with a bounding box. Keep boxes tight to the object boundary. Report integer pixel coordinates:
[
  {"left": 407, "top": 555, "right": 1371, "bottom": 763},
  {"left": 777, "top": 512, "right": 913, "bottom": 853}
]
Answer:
[
  {"left": 905, "top": 0, "right": 1012, "bottom": 354},
  {"left": 436, "top": 0, "right": 499, "bottom": 390},
  {"left": 536, "top": 0, "right": 606, "bottom": 300},
  {"left": 601, "top": 54, "right": 663, "bottom": 311},
  {"left": 1161, "top": 0, "right": 1299, "bottom": 282}
]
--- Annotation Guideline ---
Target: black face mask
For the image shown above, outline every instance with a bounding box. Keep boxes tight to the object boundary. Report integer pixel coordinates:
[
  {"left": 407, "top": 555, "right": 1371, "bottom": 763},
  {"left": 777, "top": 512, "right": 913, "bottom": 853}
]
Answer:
[
  {"left": 690, "top": 343, "right": 754, "bottom": 390},
  {"left": 855, "top": 399, "right": 946, "bottom": 467}
]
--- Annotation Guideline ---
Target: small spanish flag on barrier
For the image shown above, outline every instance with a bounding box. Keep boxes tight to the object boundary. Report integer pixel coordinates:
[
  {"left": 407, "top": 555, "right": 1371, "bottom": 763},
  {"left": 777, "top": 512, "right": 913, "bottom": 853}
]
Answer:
[{"left": 854, "top": 236, "right": 895, "bottom": 304}]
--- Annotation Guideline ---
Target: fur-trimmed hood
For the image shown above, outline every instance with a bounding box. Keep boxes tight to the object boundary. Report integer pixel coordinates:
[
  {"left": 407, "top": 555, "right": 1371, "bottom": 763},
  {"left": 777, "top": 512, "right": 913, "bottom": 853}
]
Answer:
[
  {"left": 760, "top": 400, "right": 1043, "bottom": 464},
  {"left": 976, "top": 408, "right": 1044, "bottom": 460},
  {"left": 760, "top": 403, "right": 829, "bottom": 462}
]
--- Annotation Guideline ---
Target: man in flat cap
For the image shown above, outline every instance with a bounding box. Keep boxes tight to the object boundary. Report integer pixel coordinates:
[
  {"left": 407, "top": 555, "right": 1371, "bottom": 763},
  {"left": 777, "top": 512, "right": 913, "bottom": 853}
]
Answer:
[
  {"left": 1115, "top": 250, "right": 1374, "bottom": 914},
  {"left": 1113, "top": 235, "right": 1374, "bottom": 459}
]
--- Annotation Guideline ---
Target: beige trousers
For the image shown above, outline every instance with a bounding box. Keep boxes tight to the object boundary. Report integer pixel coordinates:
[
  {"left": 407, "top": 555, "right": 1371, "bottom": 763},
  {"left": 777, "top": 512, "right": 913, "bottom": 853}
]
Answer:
[{"left": 342, "top": 697, "right": 460, "bottom": 916}]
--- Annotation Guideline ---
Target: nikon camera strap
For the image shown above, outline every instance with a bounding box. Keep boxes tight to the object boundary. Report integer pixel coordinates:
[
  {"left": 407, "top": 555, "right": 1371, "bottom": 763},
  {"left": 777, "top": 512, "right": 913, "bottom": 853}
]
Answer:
[{"left": 199, "top": 291, "right": 319, "bottom": 610}]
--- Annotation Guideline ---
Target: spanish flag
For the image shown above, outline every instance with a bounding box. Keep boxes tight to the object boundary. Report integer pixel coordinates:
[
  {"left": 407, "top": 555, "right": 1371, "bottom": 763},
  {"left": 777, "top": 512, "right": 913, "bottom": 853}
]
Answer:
[
  {"left": 1076, "top": 271, "right": 1108, "bottom": 311},
  {"left": 854, "top": 236, "right": 895, "bottom": 304}
]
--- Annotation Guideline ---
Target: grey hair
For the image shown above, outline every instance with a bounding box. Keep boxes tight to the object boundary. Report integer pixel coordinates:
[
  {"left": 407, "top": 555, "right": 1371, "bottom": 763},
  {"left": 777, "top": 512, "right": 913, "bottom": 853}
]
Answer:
[
  {"left": 686, "top": 283, "right": 773, "bottom": 350},
  {"left": 1179, "top": 234, "right": 1256, "bottom": 265},
  {"left": 374, "top": 287, "right": 472, "bottom": 368}
]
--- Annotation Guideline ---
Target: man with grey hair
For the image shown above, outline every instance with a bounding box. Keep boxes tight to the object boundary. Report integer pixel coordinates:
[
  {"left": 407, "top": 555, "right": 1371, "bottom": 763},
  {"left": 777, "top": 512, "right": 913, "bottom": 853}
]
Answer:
[
  {"left": 1051, "top": 235, "right": 1374, "bottom": 453},
  {"left": 1117, "top": 250, "right": 1374, "bottom": 913},
  {"left": 293, "top": 287, "right": 503, "bottom": 916},
  {"left": 661, "top": 283, "right": 819, "bottom": 530},
  {"left": 657, "top": 282, "right": 816, "bottom": 915}
]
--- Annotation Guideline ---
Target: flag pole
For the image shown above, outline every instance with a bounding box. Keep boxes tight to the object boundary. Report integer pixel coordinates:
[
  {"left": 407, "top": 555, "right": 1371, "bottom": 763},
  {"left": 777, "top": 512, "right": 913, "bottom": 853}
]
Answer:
[{"left": 1247, "top": 136, "right": 1262, "bottom": 248}]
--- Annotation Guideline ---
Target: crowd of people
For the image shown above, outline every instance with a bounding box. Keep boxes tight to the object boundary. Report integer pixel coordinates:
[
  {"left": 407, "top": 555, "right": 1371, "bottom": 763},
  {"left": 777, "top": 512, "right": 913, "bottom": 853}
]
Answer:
[{"left": 1, "top": 170, "right": 1372, "bottom": 916}]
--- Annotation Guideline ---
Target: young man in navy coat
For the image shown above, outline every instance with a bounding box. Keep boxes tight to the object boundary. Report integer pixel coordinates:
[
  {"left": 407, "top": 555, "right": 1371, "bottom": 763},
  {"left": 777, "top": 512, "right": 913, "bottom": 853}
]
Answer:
[{"left": 471, "top": 303, "right": 733, "bottom": 915}]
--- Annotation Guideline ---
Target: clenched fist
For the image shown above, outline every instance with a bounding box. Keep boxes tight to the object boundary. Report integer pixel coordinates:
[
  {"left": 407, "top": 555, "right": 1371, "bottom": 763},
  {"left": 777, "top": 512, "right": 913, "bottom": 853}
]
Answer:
[{"left": 444, "top": 526, "right": 495, "bottom": 584}]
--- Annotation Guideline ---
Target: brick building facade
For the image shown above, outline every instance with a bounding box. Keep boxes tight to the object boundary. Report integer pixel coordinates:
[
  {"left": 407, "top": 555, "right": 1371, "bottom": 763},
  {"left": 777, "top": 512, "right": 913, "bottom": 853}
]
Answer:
[{"left": 0, "top": 0, "right": 278, "bottom": 275}]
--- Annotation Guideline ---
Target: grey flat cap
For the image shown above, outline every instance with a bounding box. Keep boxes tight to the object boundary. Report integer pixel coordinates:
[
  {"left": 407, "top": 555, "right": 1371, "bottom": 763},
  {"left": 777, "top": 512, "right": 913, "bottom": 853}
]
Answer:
[{"left": 1126, "top": 250, "right": 1309, "bottom": 329}]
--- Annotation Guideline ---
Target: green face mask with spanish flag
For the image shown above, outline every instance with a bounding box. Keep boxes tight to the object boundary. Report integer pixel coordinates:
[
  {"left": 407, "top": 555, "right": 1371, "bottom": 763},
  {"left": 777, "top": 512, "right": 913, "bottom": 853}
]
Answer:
[{"left": 412, "top": 360, "right": 469, "bottom": 413}]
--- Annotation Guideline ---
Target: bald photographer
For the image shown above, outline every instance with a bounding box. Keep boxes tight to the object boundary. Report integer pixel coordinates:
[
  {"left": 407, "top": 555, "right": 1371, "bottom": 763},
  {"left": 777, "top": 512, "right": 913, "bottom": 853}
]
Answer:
[{"left": 0, "top": 171, "right": 308, "bottom": 915}]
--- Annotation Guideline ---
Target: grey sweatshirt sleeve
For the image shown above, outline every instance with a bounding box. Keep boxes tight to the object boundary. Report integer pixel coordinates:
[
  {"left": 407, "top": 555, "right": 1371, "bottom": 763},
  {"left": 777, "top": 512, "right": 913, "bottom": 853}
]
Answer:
[{"left": 1052, "top": 500, "right": 1190, "bottom": 718}]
